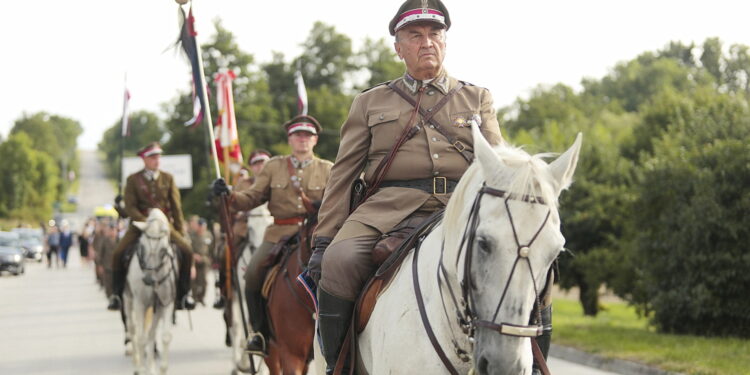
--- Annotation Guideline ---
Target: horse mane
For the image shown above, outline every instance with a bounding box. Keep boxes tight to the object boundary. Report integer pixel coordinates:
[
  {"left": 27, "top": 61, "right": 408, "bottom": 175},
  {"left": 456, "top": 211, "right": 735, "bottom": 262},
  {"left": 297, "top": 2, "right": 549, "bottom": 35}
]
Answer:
[{"left": 444, "top": 143, "right": 560, "bottom": 243}]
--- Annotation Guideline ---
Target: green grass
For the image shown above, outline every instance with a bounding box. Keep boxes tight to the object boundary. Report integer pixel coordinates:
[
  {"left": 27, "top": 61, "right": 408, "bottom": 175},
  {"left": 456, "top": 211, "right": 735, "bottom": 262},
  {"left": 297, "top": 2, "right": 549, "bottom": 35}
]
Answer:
[{"left": 553, "top": 298, "right": 750, "bottom": 375}]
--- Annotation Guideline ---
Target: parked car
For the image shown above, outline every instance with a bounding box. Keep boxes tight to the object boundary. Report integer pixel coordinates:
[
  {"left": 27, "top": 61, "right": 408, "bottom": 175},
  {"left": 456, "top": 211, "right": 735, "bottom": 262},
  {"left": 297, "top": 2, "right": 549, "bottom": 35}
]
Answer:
[
  {"left": 12, "top": 227, "right": 45, "bottom": 262},
  {"left": 0, "top": 231, "right": 25, "bottom": 276}
]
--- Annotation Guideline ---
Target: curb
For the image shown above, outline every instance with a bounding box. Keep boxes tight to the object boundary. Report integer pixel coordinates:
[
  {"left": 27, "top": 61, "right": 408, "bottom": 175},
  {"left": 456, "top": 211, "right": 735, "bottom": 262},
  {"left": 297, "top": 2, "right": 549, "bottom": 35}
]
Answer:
[{"left": 550, "top": 344, "right": 683, "bottom": 375}]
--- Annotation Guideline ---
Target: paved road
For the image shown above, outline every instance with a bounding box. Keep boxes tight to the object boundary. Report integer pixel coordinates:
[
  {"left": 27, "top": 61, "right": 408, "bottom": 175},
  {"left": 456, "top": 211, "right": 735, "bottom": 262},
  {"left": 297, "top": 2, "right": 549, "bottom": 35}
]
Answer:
[{"left": 0, "top": 151, "right": 620, "bottom": 375}]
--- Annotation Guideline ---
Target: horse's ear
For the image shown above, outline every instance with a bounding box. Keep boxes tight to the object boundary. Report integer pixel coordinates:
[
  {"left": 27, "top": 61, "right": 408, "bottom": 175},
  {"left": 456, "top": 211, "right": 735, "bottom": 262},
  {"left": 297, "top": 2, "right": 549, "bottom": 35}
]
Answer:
[
  {"left": 133, "top": 221, "right": 147, "bottom": 231},
  {"left": 549, "top": 133, "right": 583, "bottom": 192},
  {"left": 471, "top": 120, "right": 501, "bottom": 174}
]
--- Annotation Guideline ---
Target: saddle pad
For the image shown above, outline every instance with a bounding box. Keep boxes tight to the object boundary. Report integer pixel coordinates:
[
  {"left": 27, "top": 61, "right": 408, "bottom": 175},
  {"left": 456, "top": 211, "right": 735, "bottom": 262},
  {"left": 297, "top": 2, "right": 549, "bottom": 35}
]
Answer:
[
  {"left": 261, "top": 264, "right": 281, "bottom": 299},
  {"left": 355, "top": 209, "right": 445, "bottom": 333}
]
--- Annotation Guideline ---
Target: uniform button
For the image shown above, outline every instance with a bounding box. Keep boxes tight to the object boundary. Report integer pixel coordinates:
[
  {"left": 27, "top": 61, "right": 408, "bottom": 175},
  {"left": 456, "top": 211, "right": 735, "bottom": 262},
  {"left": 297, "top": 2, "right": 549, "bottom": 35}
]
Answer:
[
  {"left": 433, "top": 154, "right": 439, "bottom": 159},
  {"left": 433, "top": 171, "right": 440, "bottom": 176},
  {"left": 379, "top": 114, "right": 384, "bottom": 120},
  {"left": 297, "top": 196, "right": 301, "bottom": 200},
  {"left": 297, "top": 204, "right": 302, "bottom": 208},
  {"left": 429, "top": 125, "right": 435, "bottom": 129},
  {"left": 427, "top": 91, "right": 435, "bottom": 96},
  {"left": 432, "top": 137, "right": 438, "bottom": 142},
  {"left": 427, "top": 108, "right": 433, "bottom": 112}
]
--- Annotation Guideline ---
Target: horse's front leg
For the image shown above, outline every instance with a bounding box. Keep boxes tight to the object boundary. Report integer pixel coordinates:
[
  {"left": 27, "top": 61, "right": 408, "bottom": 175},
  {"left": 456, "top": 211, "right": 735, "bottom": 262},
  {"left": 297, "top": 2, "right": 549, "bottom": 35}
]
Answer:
[
  {"left": 132, "top": 299, "right": 149, "bottom": 375},
  {"left": 158, "top": 304, "right": 173, "bottom": 375}
]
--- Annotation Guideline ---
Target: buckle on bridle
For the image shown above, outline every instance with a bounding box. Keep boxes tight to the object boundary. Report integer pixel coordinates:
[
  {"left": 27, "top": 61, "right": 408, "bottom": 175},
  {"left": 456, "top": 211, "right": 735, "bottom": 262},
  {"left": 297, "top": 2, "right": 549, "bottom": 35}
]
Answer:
[{"left": 433, "top": 176, "right": 448, "bottom": 195}]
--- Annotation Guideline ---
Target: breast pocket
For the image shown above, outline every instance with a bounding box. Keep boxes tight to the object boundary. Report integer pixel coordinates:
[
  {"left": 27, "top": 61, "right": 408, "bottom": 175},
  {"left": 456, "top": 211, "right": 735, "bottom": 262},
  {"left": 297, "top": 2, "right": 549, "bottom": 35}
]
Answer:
[
  {"left": 448, "top": 110, "right": 478, "bottom": 149},
  {"left": 367, "top": 110, "right": 401, "bottom": 154},
  {"left": 270, "top": 174, "right": 289, "bottom": 190}
]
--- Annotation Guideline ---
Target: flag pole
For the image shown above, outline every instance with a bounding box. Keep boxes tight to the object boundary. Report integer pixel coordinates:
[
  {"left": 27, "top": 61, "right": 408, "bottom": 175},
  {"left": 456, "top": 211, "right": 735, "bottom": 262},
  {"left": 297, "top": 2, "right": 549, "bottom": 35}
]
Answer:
[
  {"left": 191, "top": 14, "right": 220, "bottom": 180},
  {"left": 182, "top": 0, "right": 239, "bottom": 341}
]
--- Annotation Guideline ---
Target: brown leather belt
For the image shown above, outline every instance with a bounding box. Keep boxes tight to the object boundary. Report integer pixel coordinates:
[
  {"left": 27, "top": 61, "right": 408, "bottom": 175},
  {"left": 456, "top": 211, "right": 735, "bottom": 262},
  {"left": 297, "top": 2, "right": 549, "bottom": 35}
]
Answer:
[
  {"left": 379, "top": 177, "right": 458, "bottom": 195},
  {"left": 274, "top": 216, "right": 305, "bottom": 225}
]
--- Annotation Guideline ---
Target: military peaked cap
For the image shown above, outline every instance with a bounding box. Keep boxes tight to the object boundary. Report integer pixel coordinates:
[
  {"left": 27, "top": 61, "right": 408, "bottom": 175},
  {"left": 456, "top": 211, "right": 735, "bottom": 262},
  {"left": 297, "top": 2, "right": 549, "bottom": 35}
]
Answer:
[
  {"left": 137, "top": 142, "right": 163, "bottom": 158},
  {"left": 389, "top": 0, "right": 451, "bottom": 36},
  {"left": 283, "top": 115, "right": 322, "bottom": 136},
  {"left": 248, "top": 149, "right": 272, "bottom": 165}
]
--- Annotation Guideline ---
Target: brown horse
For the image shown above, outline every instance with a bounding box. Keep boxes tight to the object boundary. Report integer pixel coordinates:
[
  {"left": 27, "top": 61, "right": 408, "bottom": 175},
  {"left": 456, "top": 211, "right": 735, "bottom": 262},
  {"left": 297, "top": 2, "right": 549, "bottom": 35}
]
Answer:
[{"left": 262, "top": 222, "right": 317, "bottom": 375}]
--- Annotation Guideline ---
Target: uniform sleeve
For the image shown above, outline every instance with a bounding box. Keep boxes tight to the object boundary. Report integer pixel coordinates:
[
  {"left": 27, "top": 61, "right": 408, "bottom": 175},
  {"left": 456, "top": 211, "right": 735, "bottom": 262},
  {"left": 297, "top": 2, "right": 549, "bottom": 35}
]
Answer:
[
  {"left": 168, "top": 175, "right": 186, "bottom": 234},
  {"left": 314, "top": 94, "right": 371, "bottom": 240},
  {"left": 230, "top": 161, "right": 272, "bottom": 211},
  {"left": 124, "top": 176, "right": 147, "bottom": 222},
  {"left": 479, "top": 88, "right": 504, "bottom": 145}
]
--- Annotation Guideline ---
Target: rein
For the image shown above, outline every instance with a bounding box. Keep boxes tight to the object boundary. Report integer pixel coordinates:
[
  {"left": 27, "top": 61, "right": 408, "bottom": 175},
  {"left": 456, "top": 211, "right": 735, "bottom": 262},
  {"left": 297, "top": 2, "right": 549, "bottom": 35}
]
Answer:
[{"left": 413, "top": 183, "right": 552, "bottom": 375}]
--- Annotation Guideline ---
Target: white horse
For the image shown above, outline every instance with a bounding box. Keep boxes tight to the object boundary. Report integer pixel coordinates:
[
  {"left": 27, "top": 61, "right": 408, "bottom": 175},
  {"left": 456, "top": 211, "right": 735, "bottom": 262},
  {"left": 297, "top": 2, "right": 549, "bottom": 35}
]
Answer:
[
  {"left": 356, "top": 125, "right": 582, "bottom": 374},
  {"left": 230, "top": 204, "right": 272, "bottom": 375},
  {"left": 124, "top": 208, "right": 178, "bottom": 375}
]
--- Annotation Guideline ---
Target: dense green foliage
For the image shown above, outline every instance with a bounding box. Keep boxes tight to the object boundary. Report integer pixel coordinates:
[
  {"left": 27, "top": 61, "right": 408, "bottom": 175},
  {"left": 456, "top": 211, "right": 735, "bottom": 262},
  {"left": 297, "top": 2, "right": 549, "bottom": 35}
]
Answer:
[
  {"left": 503, "top": 38, "right": 750, "bottom": 337},
  {"left": 0, "top": 112, "right": 82, "bottom": 221}
]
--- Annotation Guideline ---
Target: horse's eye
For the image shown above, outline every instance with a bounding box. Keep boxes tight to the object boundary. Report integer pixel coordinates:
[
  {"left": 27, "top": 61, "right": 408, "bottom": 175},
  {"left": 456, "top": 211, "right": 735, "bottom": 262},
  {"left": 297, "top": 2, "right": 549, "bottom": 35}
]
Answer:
[{"left": 477, "top": 237, "right": 491, "bottom": 254}]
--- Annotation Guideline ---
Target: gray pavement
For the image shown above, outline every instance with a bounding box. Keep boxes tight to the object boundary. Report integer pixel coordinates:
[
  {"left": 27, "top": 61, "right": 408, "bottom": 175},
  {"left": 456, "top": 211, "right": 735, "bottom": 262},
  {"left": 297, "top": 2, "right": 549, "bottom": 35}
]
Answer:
[{"left": 0, "top": 151, "right": 624, "bottom": 375}]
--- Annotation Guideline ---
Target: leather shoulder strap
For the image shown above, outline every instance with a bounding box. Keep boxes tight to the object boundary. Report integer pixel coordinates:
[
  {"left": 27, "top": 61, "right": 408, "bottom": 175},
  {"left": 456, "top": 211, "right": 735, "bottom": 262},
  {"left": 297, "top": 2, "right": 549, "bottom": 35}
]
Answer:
[{"left": 389, "top": 81, "right": 473, "bottom": 164}]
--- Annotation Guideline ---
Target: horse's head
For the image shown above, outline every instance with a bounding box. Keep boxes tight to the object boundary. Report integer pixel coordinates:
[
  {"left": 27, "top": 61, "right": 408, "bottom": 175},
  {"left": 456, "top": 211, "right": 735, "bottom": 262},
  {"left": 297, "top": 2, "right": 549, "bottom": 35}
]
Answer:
[
  {"left": 132, "top": 209, "right": 172, "bottom": 255},
  {"left": 444, "top": 125, "right": 581, "bottom": 374}
]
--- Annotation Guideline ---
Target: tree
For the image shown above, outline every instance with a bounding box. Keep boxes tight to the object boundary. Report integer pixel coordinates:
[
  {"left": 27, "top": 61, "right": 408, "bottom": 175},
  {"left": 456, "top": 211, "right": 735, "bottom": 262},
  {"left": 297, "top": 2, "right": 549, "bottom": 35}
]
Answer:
[
  {"left": 0, "top": 133, "right": 59, "bottom": 220},
  {"left": 357, "top": 37, "right": 403, "bottom": 88},
  {"left": 99, "top": 110, "right": 165, "bottom": 183},
  {"left": 628, "top": 90, "right": 750, "bottom": 337}
]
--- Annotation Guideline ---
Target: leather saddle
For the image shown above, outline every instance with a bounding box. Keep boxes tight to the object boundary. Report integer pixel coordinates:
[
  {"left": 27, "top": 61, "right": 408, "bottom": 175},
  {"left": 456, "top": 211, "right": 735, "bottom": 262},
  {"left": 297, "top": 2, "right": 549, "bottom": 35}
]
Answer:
[{"left": 355, "top": 209, "right": 444, "bottom": 333}]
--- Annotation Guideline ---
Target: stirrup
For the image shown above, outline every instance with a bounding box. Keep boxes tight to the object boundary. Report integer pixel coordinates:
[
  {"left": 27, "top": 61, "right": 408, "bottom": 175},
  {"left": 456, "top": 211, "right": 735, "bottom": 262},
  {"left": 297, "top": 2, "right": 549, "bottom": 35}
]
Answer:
[{"left": 244, "top": 333, "right": 267, "bottom": 356}]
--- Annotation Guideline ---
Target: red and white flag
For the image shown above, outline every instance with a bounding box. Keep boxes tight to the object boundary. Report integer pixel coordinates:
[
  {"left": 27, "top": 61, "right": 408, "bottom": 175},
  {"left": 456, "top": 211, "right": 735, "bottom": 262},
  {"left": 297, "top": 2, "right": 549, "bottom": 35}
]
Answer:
[
  {"left": 121, "top": 86, "right": 131, "bottom": 137},
  {"left": 295, "top": 70, "right": 308, "bottom": 115},
  {"left": 214, "top": 71, "right": 242, "bottom": 163}
]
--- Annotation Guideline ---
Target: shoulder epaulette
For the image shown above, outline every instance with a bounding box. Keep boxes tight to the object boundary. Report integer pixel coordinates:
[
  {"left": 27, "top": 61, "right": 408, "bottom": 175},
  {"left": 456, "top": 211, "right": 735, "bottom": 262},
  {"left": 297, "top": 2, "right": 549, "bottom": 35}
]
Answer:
[
  {"left": 458, "top": 80, "right": 476, "bottom": 87},
  {"left": 361, "top": 81, "right": 391, "bottom": 93}
]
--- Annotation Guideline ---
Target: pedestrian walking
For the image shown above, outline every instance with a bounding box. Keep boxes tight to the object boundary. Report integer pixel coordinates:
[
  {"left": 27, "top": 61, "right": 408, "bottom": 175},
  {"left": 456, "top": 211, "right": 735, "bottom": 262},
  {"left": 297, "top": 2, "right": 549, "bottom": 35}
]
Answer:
[
  {"left": 59, "top": 223, "right": 74, "bottom": 268},
  {"left": 46, "top": 225, "right": 60, "bottom": 268}
]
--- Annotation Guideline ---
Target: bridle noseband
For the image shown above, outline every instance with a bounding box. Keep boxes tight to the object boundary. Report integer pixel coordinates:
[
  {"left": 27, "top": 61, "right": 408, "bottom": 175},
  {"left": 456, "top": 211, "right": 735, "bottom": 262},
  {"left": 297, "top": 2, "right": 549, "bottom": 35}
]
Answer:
[{"left": 413, "top": 183, "right": 552, "bottom": 374}]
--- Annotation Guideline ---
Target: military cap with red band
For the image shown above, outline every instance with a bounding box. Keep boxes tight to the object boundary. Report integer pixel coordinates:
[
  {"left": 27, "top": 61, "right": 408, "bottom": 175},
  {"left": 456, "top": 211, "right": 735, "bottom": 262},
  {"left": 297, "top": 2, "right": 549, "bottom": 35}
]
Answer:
[
  {"left": 283, "top": 114, "right": 322, "bottom": 136},
  {"left": 389, "top": 0, "right": 451, "bottom": 36},
  {"left": 137, "top": 142, "right": 163, "bottom": 158},
  {"left": 248, "top": 149, "right": 272, "bottom": 165}
]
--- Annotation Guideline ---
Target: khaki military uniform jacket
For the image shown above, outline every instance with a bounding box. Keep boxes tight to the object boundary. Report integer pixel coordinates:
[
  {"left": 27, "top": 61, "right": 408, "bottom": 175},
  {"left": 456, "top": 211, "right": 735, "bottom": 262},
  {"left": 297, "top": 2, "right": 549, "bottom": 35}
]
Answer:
[
  {"left": 315, "top": 71, "right": 503, "bottom": 239},
  {"left": 124, "top": 170, "right": 186, "bottom": 234},
  {"left": 231, "top": 156, "right": 333, "bottom": 243}
]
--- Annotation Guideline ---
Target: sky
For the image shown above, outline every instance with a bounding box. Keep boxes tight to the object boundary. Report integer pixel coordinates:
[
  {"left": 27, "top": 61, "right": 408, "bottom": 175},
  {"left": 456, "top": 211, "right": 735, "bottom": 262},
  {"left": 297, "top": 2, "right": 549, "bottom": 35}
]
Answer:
[{"left": 1, "top": 0, "right": 747, "bottom": 150}]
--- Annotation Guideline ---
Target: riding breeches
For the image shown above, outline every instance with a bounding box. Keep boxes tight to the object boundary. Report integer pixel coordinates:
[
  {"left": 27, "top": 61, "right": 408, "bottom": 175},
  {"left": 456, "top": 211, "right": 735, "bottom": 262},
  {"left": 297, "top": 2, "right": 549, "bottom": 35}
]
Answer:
[
  {"left": 111, "top": 225, "right": 193, "bottom": 295},
  {"left": 243, "top": 241, "right": 275, "bottom": 293}
]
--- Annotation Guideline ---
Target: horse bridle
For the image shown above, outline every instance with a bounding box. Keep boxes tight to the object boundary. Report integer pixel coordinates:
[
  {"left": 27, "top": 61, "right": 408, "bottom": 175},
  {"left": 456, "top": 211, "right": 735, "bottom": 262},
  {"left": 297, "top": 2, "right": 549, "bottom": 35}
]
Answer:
[
  {"left": 137, "top": 229, "right": 176, "bottom": 289},
  {"left": 413, "top": 183, "right": 552, "bottom": 375}
]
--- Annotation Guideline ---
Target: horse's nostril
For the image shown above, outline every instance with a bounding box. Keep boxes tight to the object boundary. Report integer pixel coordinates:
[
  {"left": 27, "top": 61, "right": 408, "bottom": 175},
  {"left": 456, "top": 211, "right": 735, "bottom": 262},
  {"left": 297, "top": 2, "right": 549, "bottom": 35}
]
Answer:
[{"left": 477, "top": 356, "right": 489, "bottom": 375}]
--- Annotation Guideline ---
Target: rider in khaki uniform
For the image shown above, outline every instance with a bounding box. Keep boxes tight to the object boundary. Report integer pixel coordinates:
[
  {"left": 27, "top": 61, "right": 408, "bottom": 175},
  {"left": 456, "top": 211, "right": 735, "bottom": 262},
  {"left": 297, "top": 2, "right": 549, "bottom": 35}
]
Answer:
[
  {"left": 109, "top": 142, "right": 195, "bottom": 311},
  {"left": 214, "top": 115, "right": 333, "bottom": 355},
  {"left": 306, "top": 1, "right": 520, "bottom": 373}
]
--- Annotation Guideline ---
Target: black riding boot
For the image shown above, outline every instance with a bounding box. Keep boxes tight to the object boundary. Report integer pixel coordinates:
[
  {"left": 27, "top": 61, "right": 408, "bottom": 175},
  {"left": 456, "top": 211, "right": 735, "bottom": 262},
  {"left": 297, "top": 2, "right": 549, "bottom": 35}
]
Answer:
[
  {"left": 176, "top": 256, "right": 195, "bottom": 310},
  {"left": 245, "top": 289, "right": 269, "bottom": 355},
  {"left": 532, "top": 304, "right": 553, "bottom": 375},
  {"left": 318, "top": 288, "right": 354, "bottom": 375},
  {"left": 108, "top": 266, "right": 124, "bottom": 310}
]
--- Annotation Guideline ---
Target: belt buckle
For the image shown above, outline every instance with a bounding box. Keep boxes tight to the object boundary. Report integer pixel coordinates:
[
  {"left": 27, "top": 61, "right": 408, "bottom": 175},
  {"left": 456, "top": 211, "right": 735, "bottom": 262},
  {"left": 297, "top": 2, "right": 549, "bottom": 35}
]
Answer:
[
  {"left": 433, "top": 177, "right": 447, "bottom": 195},
  {"left": 453, "top": 141, "right": 466, "bottom": 152}
]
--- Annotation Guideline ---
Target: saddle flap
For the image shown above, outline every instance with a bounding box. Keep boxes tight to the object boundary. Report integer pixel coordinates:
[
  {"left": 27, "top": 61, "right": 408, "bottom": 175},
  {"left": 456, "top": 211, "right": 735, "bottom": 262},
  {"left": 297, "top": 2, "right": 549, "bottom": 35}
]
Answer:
[{"left": 354, "top": 209, "right": 445, "bottom": 333}]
